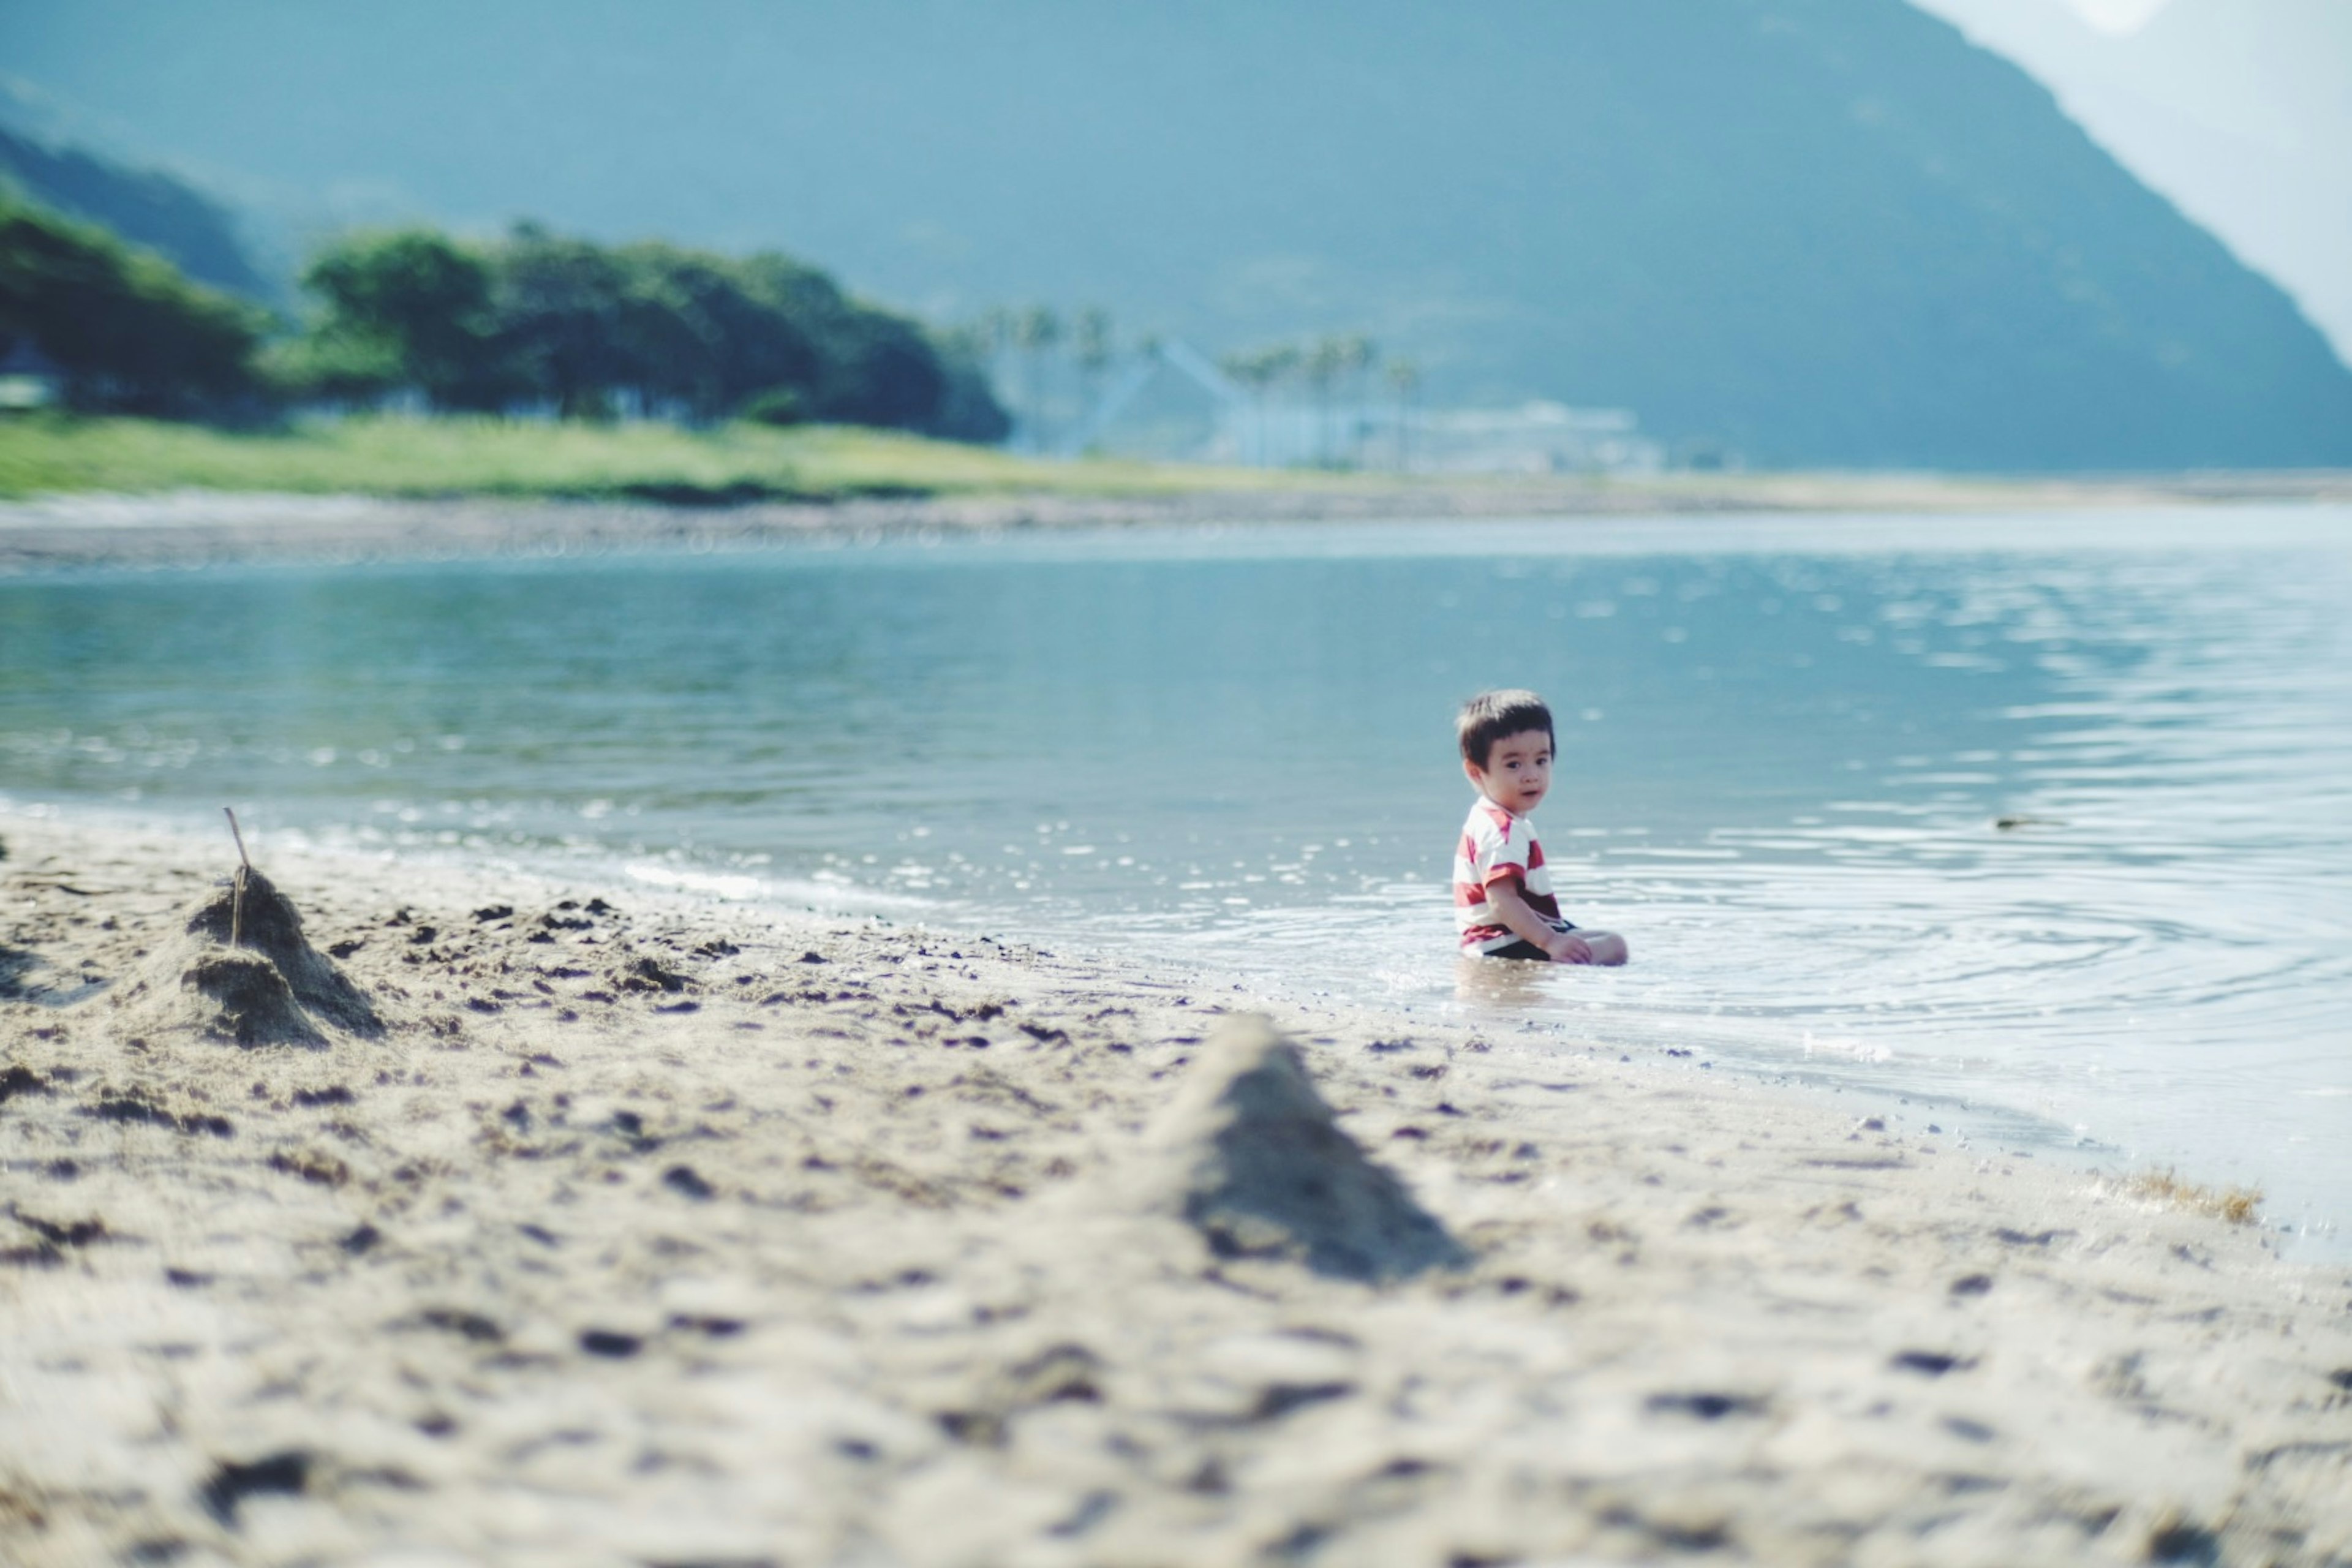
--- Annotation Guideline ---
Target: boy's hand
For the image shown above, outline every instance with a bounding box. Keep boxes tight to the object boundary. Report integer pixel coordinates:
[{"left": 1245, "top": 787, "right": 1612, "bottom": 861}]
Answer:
[{"left": 1546, "top": 931, "right": 1594, "bottom": 965}]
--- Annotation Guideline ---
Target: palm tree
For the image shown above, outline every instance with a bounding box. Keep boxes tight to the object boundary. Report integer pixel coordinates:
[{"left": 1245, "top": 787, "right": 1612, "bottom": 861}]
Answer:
[
  {"left": 1015, "top": 306, "right": 1061, "bottom": 451},
  {"left": 978, "top": 305, "right": 1014, "bottom": 389},
  {"left": 1216, "top": 349, "right": 1261, "bottom": 464},
  {"left": 1262, "top": 344, "right": 1307, "bottom": 466},
  {"left": 1219, "top": 345, "right": 1282, "bottom": 465},
  {"left": 1387, "top": 359, "right": 1421, "bottom": 471},
  {"left": 1338, "top": 334, "right": 1377, "bottom": 468},
  {"left": 1306, "top": 337, "right": 1348, "bottom": 467},
  {"left": 1074, "top": 307, "right": 1112, "bottom": 440}
]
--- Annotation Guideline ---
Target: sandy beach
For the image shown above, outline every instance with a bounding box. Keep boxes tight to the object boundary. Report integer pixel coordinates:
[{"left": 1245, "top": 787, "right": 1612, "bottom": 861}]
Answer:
[
  {"left": 7, "top": 471, "right": 2352, "bottom": 571},
  {"left": 3, "top": 810, "right": 2348, "bottom": 1566}
]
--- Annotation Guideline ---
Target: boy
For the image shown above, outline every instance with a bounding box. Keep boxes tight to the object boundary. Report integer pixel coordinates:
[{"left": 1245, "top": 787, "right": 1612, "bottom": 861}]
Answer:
[{"left": 1453, "top": 689, "right": 1629, "bottom": 965}]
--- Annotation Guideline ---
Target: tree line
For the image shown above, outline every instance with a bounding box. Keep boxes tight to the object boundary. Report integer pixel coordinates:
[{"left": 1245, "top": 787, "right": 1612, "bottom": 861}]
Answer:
[
  {"left": 0, "top": 190, "right": 1008, "bottom": 439},
  {"left": 952, "top": 309, "right": 1422, "bottom": 468},
  {"left": 946, "top": 304, "right": 1120, "bottom": 451},
  {"left": 1220, "top": 333, "right": 1419, "bottom": 470},
  {"left": 0, "top": 190, "right": 267, "bottom": 417}
]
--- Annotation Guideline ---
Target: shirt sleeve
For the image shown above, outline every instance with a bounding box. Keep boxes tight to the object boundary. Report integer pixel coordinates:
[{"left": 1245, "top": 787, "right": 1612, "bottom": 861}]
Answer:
[{"left": 1472, "top": 805, "right": 1529, "bottom": 888}]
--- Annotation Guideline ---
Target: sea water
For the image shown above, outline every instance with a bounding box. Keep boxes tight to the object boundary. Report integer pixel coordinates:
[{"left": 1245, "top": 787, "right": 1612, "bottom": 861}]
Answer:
[{"left": 4, "top": 507, "right": 2348, "bottom": 1251}]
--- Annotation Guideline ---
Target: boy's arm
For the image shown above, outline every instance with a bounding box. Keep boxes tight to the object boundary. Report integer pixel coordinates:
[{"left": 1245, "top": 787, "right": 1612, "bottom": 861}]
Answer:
[{"left": 1484, "top": 877, "right": 1594, "bottom": 964}]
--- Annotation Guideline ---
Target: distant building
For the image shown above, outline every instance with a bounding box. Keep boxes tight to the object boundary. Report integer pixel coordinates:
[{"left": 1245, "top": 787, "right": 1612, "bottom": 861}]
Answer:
[
  {"left": 1212, "top": 395, "right": 1665, "bottom": 475},
  {"left": 1002, "top": 337, "right": 1670, "bottom": 473},
  {"left": 1404, "top": 401, "right": 1665, "bottom": 476},
  {"left": 0, "top": 338, "right": 62, "bottom": 411}
]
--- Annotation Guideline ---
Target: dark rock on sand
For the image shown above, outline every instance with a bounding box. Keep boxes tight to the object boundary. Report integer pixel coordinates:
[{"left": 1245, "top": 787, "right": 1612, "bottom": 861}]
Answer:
[
  {"left": 1141, "top": 1015, "right": 1468, "bottom": 1283},
  {"left": 0, "top": 1064, "right": 50, "bottom": 1103},
  {"left": 80, "top": 1093, "right": 233, "bottom": 1138},
  {"left": 199, "top": 1450, "right": 310, "bottom": 1524},
  {"left": 1647, "top": 1391, "right": 1768, "bottom": 1421},
  {"left": 627, "top": 957, "right": 693, "bottom": 993},
  {"left": 663, "top": 1164, "right": 716, "bottom": 1199}
]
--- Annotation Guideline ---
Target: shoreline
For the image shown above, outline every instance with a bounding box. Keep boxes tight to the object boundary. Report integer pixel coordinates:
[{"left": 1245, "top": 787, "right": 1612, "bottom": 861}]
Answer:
[
  {"left": 6, "top": 812, "right": 2350, "bottom": 1564},
  {"left": 7, "top": 470, "right": 2352, "bottom": 570}
]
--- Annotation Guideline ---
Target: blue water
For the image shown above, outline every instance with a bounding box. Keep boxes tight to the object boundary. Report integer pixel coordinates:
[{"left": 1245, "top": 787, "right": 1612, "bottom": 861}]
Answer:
[{"left": 4, "top": 507, "right": 2348, "bottom": 1250}]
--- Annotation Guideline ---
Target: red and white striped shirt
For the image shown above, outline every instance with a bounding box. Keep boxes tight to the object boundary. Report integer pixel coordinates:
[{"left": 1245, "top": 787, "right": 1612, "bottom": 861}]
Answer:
[{"left": 1453, "top": 796, "right": 1564, "bottom": 953}]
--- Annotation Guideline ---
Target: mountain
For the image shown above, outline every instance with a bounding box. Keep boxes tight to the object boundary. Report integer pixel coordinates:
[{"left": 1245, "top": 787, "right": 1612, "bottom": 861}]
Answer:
[
  {"left": 0, "top": 120, "right": 274, "bottom": 301},
  {"left": 5, "top": 0, "right": 2347, "bottom": 468},
  {"left": 1913, "top": 0, "right": 2352, "bottom": 371}
]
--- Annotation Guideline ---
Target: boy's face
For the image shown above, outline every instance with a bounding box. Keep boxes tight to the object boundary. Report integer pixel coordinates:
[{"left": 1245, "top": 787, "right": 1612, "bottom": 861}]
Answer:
[{"left": 1466, "top": 728, "right": 1553, "bottom": 815}]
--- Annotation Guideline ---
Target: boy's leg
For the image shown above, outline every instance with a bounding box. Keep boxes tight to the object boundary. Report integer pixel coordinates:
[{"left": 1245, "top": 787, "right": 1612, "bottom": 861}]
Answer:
[
  {"left": 1478, "top": 925, "right": 1629, "bottom": 966},
  {"left": 1575, "top": 929, "right": 1629, "bottom": 966}
]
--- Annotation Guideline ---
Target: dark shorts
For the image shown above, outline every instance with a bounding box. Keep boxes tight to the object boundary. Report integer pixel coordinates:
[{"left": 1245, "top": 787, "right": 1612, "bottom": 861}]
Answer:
[{"left": 1477, "top": 921, "right": 1576, "bottom": 962}]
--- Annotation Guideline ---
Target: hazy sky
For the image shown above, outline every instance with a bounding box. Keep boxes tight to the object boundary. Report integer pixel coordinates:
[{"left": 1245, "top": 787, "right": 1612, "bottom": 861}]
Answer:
[
  {"left": 1916, "top": 0, "right": 2352, "bottom": 362},
  {"left": 2059, "top": 0, "right": 2173, "bottom": 35}
]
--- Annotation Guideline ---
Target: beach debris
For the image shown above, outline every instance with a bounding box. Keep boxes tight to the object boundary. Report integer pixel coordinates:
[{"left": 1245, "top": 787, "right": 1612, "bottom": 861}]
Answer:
[
  {"left": 1646, "top": 1390, "right": 1766, "bottom": 1421},
  {"left": 663, "top": 1163, "right": 716, "bottom": 1199},
  {"left": 1139, "top": 1014, "right": 1468, "bottom": 1282},
  {"left": 623, "top": 957, "right": 693, "bottom": 994},
  {"left": 937, "top": 1343, "right": 1106, "bottom": 1447},
  {"left": 0, "top": 1064, "right": 50, "bottom": 1103},
  {"left": 415, "top": 1308, "right": 503, "bottom": 1344},
  {"left": 2, "top": 1206, "right": 111, "bottom": 1267},
  {"left": 1994, "top": 1227, "right": 2068, "bottom": 1248},
  {"left": 2144, "top": 1512, "right": 2222, "bottom": 1565},
  {"left": 266, "top": 1148, "right": 350, "bottom": 1187},
  {"left": 2111, "top": 1166, "right": 2263, "bottom": 1226},
  {"left": 199, "top": 1450, "right": 309, "bottom": 1525},
  {"left": 78, "top": 1091, "right": 233, "bottom": 1138},
  {"left": 223, "top": 807, "right": 252, "bottom": 944}
]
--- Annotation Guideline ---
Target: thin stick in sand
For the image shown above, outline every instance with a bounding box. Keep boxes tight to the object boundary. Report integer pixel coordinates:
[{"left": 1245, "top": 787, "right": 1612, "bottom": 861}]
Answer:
[{"left": 223, "top": 806, "right": 251, "bottom": 948}]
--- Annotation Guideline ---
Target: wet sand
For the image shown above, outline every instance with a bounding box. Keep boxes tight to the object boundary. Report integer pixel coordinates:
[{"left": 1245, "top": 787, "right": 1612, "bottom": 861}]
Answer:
[
  {"left": 4, "top": 810, "right": 2350, "bottom": 1566},
  {"left": 6, "top": 470, "right": 2352, "bottom": 571}
]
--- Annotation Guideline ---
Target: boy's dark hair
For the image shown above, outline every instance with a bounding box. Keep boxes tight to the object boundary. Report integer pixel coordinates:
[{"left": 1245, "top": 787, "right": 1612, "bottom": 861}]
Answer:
[{"left": 1457, "top": 688, "right": 1555, "bottom": 767}]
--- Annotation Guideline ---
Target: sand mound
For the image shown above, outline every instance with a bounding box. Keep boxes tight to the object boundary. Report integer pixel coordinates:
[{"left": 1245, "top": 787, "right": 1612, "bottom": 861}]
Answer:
[
  {"left": 1139, "top": 1014, "right": 1468, "bottom": 1281},
  {"left": 181, "top": 868, "right": 381, "bottom": 1038},
  {"left": 181, "top": 951, "right": 327, "bottom": 1047},
  {"left": 105, "top": 867, "right": 383, "bottom": 1047}
]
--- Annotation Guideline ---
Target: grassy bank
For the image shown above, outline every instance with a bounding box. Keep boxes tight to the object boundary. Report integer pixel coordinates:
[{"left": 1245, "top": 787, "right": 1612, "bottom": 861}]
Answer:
[
  {"left": 0, "top": 414, "right": 1343, "bottom": 503},
  {"left": 7, "top": 415, "right": 2349, "bottom": 516}
]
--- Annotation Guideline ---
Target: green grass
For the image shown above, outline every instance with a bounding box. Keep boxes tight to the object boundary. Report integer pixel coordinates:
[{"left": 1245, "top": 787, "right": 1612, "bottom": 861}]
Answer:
[
  {"left": 0, "top": 414, "right": 1374, "bottom": 503},
  {"left": 12, "top": 413, "right": 2287, "bottom": 513}
]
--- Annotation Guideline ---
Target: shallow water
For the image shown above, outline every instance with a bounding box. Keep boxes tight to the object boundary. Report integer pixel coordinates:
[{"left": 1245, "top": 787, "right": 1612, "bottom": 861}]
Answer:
[{"left": 4, "top": 507, "right": 2348, "bottom": 1250}]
